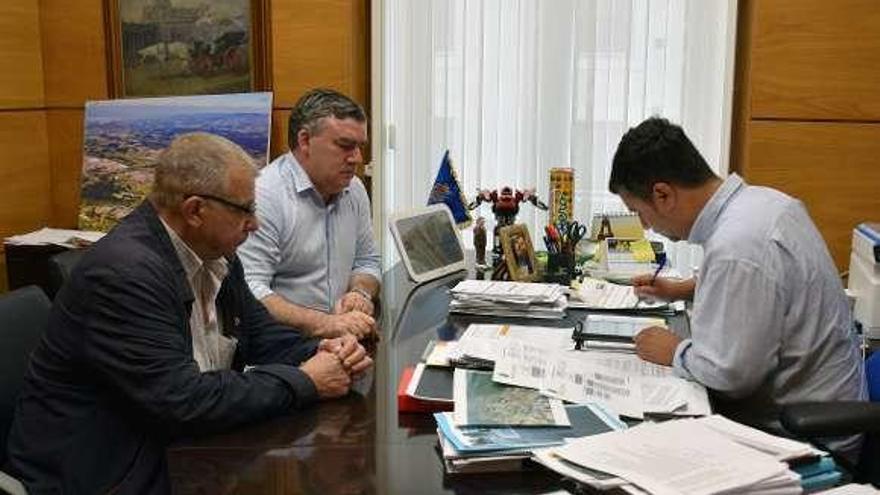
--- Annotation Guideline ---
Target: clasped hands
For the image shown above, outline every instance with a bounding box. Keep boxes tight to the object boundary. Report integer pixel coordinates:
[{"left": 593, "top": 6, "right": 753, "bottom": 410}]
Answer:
[
  {"left": 300, "top": 333, "right": 373, "bottom": 399},
  {"left": 316, "top": 290, "right": 377, "bottom": 341}
]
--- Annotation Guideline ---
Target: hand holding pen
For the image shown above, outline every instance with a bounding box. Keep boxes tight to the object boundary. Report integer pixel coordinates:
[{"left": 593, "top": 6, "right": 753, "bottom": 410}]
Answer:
[{"left": 632, "top": 256, "right": 668, "bottom": 302}]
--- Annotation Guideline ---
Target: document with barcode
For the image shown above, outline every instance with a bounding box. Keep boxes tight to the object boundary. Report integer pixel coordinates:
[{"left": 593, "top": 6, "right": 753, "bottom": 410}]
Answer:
[
  {"left": 494, "top": 348, "right": 709, "bottom": 419},
  {"left": 492, "top": 340, "right": 557, "bottom": 390},
  {"left": 542, "top": 352, "right": 646, "bottom": 419}
]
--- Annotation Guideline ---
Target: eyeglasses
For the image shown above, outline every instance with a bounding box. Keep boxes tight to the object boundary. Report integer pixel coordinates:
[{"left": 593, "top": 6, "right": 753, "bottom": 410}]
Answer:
[{"left": 187, "top": 193, "right": 256, "bottom": 216}]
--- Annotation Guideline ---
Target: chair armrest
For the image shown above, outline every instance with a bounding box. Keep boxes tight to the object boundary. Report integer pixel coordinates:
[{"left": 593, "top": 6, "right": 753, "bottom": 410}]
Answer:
[
  {"left": 781, "top": 401, "right": 880, "bottom": 437},
  {"left": 0, "top": 470, "right": 26, "bottom": 495}
]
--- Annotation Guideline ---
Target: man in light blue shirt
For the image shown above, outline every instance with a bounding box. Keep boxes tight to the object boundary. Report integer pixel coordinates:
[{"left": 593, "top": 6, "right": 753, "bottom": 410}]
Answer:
[
  {"left": 239, "top": 89, "right": 381, "bottom": 340},
  {"left": 608, "top": 117, "right": 866, "bottom": 454}
]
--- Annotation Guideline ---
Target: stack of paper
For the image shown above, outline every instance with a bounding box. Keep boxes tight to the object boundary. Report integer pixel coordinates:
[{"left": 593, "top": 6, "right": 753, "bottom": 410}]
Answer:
[
  {"left": 449, "top": 280, "right": 567, "bottom": 319},
  {"left": 4, "top": 227, "right": 105, "bottom": 248},
  {"left": 448, "top": 324, "right": 574, "bottom": 369},
  {"left": 437, "top": 434, "right": 532, "bottom": 474},
  {"left": 569, "top": 278, "right": 684, "bottom": 314},
  {"left": 696, "top": 414, "right": 821, "bottom": 461},
  {"left": 435, "top": 403, "right": 626, "bottom": 474},
  {"left": 547, "top": 417, "right": 807, "bottom": 494}
]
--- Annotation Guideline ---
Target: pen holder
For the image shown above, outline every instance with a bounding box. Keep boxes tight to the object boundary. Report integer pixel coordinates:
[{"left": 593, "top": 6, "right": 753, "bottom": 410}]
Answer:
[{"left": 545, "top": 251, "right": 576, "bottom": 286}]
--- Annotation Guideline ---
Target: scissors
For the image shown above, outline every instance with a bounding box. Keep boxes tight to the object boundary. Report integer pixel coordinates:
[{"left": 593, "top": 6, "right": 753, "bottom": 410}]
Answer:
[{"left": 566, "top": 221, "right": 588, "bottom": 243}]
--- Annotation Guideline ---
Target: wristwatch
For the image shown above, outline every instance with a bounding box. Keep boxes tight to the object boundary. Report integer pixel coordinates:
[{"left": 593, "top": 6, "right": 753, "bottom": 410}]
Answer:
[{"left": 350, "top": 287, "right": 374, "bottom": 302}]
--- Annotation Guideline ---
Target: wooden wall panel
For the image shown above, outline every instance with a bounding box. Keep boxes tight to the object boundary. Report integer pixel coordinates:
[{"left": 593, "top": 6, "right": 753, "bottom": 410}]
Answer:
[
  {"left": 271, "top": 109, "right": 291, "bottom": 161},
  {"left": 0, "top": 111, "right": 51, "bottom": 237},
  {"left": 271, "top": 0, "right": 369, "bottom": 108},
  {"left": 750, "top": 0, "right": 880, "bottom": 120},
  {"left": 47, "top": 109, "right": 84, "bottom": 227},
  {"left": 744, "top": 121, "right": 880, "bottom": 270},
  {"left": 40, "top": 0, "right": 109, "bottom": 107},
  {"left": 0, "top": 2, "right": 46, "bottom": 108}
]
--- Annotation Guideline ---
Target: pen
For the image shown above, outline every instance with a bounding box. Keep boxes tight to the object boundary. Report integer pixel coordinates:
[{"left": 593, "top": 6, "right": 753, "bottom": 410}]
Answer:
[
  {"left": 633, "top": 256, "right": 667, "bottom": 308},
  {"left": 649, "top": 256, "right": 667, "bottom": 285}
]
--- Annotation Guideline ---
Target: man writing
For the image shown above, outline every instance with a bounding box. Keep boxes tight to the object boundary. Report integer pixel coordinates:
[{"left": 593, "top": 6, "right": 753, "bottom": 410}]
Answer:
[
  {"left": 6, "top": 133, "right": 372, "bottom": 493},
  {"left": 239, "top": 88, "right": 381, "bottom": 340},
  {"left": 608, "top": 117, "right": 866, "bottom": 453}
]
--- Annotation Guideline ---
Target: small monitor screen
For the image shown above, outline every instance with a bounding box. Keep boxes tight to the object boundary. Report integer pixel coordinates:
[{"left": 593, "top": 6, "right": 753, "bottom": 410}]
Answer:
[{"left": 390, "top": 205, "right": 466, "bottom": 283}]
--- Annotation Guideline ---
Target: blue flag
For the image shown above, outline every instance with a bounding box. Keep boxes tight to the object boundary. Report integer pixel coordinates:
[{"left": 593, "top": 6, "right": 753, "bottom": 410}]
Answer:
[{"left": 427, "top": 150, "right": 472, "bottom": 228}]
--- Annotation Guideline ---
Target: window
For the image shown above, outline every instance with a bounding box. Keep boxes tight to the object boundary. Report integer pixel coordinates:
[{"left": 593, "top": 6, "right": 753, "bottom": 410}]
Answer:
[{"left": 377, "top": 0, "right": 737, "bottom": 272}]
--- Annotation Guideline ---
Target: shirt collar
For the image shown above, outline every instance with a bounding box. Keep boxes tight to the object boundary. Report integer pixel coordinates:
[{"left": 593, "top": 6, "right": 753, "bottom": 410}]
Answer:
[
  {"left": 159, "top": 218, "right": 228, "bottom": 283},
  {"left": 687, "top": 173, "right": 745, "bottom": 245},
  {"left": 285, "top": 151, "right": 351, "bottom": 203}
]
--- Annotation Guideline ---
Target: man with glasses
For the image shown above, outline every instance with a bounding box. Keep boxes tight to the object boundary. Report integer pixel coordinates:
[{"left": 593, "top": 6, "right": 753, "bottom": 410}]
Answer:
[
  {"left": 239, "top": 89, "right": 381, "bottom": 340},
  {"left": 6, "top": 133, "right": 372, "bottom": 493}
]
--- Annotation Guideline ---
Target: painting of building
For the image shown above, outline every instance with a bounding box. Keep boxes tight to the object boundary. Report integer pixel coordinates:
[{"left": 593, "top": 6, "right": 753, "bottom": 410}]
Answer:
[{"left": 79, "top": 92, "right": 272, "bottom": 231}]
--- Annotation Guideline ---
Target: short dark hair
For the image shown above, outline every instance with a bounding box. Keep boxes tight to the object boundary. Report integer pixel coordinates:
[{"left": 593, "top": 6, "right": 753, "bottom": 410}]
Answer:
[
  {"left": 608, "top": 117, "right": 716, "bottom": 200},
  {"left": 287, "top": 88, "right": 367, "bottom": 150}
]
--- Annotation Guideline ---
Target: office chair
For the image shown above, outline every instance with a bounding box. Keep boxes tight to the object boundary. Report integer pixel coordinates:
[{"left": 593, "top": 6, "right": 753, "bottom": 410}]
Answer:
[
  {"left": 780, "top": 351, "right": 880, "bottom": 487},
  {"left": 46, "top": 248, "right": 86, "bottom": 299},
  {"left": 0, "top": 286, "right": 51, "bottom": 495}
]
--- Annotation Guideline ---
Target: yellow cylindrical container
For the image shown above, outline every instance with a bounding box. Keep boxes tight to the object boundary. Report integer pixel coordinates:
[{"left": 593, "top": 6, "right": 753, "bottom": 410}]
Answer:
[{"left": 549, "top": 167, "right": 574, "bottom": 225}]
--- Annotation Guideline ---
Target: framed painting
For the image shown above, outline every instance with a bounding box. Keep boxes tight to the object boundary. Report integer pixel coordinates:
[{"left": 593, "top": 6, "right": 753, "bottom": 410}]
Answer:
[
  {"left": 105, "top": 0, "right": 270, "bottom": 97},
  {"left": 499, "top": 224, "right": 538, "bottom": 282}
]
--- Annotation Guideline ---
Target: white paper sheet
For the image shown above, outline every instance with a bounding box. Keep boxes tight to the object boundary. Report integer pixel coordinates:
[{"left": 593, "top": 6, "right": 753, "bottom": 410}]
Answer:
[{"left": 556, "top": 420, "right": 792, "bottom": 495}]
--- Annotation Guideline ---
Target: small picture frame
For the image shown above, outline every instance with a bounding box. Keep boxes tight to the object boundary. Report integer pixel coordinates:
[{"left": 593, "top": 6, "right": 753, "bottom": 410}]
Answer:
[{"left": 499, "top": 224, "right": 538, "bottom": 282}]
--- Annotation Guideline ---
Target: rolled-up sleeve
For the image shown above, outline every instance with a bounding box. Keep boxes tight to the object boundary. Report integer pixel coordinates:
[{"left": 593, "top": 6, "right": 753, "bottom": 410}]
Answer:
[
  {"left": 239, "top": 182, "right": 284, "bottom": 301},
  {"left": 672, "top": 258, "right": 783, "bottom": 398}
]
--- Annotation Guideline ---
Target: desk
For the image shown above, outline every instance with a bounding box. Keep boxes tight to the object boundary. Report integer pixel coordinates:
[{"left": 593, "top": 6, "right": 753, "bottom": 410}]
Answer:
[{"left": 168, "top": 264, "right": 689, "bottom": 494}]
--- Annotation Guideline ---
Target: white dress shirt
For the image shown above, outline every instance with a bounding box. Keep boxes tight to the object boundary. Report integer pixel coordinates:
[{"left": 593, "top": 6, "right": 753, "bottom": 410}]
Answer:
[{"left": 162, "top": 219, "right": 237, "bottom": 371}]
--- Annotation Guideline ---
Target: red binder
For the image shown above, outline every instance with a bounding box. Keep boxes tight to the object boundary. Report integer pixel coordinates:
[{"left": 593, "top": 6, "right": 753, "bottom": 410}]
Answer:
[{"left": 397, "top": 365, "right": 454, "bottom": 413}]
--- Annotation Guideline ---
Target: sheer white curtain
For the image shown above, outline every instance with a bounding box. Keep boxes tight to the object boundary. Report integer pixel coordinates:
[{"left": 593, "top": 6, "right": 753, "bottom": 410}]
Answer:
[{"left": 378, "top": 0, "right": 736, "bottom": 272}]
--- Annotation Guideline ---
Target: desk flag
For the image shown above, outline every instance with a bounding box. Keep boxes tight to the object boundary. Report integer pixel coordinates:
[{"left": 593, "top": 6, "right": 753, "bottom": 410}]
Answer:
[{"left": 427, "top": 150, "right": 472, "bottom": 228}]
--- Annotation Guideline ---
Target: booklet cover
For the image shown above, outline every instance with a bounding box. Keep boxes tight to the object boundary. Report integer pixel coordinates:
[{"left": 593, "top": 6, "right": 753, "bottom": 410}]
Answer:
[
  {"left": 436, "top": 403, "right": 625, "bottom": 453},
  {"left": 453, "top": 369, "right": 569, "bottom": 427}
]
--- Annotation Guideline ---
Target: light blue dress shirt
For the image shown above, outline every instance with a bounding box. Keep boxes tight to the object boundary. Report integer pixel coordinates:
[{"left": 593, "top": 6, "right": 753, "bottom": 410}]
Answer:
[
  {"left": 673, "top": 174, "right": 866, "bottom": 429},
  {"left": 238, "top": 152, "right": 381, "bottom": 313}
]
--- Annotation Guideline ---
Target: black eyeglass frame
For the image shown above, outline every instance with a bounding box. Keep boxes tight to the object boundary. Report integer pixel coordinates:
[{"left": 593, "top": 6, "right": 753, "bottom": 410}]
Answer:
[{"left": 187, "top": 193, "right": 256, "bottom": 216}]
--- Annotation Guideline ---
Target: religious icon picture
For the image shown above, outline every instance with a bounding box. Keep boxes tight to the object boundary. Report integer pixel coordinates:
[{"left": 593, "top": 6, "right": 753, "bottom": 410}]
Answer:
[{"left": 499, "top": 224, "right": 538, "bottom": 282}]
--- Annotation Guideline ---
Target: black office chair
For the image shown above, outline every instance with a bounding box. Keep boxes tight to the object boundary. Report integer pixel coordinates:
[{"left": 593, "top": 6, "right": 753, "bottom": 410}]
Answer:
[
  {"left": 0, "top": 286, "right": 51, "bottom": 495},
  {"left": 781, "top": 351, "right": 880, "bottom": 487},
  {"left": 46, "top": 248, "right": 86, "bottom": 299}
]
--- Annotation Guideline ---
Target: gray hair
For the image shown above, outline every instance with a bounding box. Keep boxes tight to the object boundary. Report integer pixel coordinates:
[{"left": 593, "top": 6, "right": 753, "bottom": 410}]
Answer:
[
  {"left": 150, "top": 132, "right": 256, "bottom": 209},
  {"left": 288, "top": 88, "right": 367, "bottom": 150}
]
